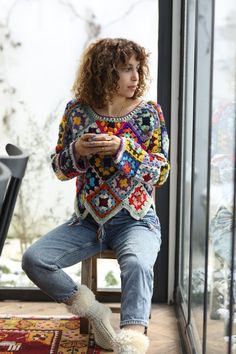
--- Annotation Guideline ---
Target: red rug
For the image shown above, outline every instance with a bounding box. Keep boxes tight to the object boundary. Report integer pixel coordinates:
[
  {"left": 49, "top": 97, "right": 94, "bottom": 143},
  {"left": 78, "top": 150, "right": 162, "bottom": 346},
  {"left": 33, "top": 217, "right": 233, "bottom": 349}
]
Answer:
[{"left": 0, "top": 316, "right": 101, "bottom": 354}]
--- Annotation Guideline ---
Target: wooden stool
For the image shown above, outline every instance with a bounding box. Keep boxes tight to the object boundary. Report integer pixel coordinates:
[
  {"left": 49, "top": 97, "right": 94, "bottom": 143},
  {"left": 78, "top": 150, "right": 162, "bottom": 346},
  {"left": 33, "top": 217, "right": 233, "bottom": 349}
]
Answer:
[{"left": 80, "top": 249, "right": 121, "bottom": 334}]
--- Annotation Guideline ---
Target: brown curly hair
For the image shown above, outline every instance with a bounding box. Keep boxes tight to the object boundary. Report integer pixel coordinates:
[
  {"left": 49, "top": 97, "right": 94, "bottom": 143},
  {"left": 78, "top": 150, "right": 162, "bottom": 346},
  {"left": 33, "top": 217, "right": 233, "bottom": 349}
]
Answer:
[{"left": 72, "top": 38, "right": 150, "bottom": 108}]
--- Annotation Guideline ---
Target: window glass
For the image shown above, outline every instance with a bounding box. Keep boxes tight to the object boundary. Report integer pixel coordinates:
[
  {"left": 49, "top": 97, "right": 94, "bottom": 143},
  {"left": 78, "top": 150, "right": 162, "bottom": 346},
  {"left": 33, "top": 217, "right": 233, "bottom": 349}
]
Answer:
[
  {"left": 190, "top": 1, "right": 214, "bottom": 348},
  {"left": 177, "top": 0, "right": 235, "bottom": 353},
  {"left": 207, "top": 1, "right": 236, "bottom": 352},
  {"left": 0, "top": 0, "right": 158, "bottom": 289}
]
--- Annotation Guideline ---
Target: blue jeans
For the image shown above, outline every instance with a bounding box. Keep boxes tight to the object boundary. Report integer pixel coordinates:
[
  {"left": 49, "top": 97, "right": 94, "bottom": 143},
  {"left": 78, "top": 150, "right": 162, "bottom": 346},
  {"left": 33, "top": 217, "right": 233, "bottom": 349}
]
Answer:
[{"left": 22, "top": 208, "right": 161, "bottom": 327}]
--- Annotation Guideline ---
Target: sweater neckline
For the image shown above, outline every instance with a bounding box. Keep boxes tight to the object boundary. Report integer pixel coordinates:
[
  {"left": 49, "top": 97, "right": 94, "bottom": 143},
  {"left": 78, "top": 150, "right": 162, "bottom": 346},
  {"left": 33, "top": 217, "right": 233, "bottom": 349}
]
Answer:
[{"left": 86, "top": 100, "right": 146, "bottom": 122}]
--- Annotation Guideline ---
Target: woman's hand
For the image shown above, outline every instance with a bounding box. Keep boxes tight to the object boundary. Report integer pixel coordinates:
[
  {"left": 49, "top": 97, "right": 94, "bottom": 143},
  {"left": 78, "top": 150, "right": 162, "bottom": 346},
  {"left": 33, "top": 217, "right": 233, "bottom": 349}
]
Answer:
[{"left": 74, "top": 133, "right": 121, "bottom": 159}]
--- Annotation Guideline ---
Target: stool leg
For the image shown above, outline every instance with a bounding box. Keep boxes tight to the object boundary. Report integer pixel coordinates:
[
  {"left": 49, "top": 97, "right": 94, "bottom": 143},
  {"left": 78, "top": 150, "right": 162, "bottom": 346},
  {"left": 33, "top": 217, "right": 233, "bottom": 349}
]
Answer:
[
  {"left": 80, "top": 317, "right": 89, "bottom": 334},
  {"left": 81, "top": 258, "right": 93, "bottom": 288},
  {"left": 80, "top": 258, "right": 93, "bottom": 334}
]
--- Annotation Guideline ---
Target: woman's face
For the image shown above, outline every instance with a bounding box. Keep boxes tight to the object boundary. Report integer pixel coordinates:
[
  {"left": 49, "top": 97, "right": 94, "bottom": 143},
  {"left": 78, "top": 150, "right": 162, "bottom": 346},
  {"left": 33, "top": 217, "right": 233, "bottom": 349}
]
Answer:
[{"left": 116, "top": 55, "right": 140, "bottom": 98}]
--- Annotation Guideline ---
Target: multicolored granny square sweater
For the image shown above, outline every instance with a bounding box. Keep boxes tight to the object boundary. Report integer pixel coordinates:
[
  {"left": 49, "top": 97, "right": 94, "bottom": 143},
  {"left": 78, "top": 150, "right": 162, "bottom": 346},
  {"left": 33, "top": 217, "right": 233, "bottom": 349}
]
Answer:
[{"left": 51, "top": 99, "right": 170, "bottom": 225}]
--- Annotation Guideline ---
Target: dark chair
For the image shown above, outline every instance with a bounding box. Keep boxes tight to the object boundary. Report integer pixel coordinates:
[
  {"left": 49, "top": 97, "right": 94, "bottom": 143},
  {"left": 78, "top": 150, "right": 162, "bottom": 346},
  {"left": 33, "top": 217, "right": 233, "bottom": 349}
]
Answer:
[
  {"left": 0, "top": 144, "right": 29, "bottom": 256},
  {"left": 0, "top": 162, "right": 11, "bottom": 210}
]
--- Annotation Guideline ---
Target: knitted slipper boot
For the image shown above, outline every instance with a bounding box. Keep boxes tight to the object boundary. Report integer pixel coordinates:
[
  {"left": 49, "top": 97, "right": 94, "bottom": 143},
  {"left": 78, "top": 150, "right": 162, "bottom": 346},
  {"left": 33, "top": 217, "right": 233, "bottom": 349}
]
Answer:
[
  {"left": 114, "top": 329, "right": 149, "bottom": 354},
  {"left": 67, "top": 285, "right": 115, "bottom": 350}
]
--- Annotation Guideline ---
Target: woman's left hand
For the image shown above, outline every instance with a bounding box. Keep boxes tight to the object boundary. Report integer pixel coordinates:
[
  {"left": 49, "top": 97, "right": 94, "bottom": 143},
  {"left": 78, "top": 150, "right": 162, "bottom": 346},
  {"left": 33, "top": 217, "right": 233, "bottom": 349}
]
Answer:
[{"left": 85, "top": 134, "right": 121, "bottom": 156}]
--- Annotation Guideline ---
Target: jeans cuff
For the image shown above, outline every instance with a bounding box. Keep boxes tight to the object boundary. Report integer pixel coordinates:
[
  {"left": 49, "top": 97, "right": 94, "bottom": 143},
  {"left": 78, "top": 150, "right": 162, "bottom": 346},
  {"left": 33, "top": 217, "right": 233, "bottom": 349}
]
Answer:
[
  {"left": 56, "top": 285, "right": 78, "bottom": 303},
  {"left": 120, "top": 319, "right": 148, "bottom": 328}
]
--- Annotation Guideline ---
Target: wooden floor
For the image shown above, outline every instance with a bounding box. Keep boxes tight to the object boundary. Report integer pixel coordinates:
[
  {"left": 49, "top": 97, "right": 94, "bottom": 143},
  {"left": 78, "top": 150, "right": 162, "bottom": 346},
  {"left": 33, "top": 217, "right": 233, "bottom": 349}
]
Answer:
[{"left": 0, "top": 301, "right": 183, "bottom": 354}]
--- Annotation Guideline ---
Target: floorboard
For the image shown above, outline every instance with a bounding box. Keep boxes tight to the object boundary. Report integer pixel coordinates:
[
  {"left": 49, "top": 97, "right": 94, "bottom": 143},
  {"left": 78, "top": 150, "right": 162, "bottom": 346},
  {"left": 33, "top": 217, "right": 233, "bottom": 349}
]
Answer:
[{"left": 0, "top": 301, "right": 183, "bottom": 354}]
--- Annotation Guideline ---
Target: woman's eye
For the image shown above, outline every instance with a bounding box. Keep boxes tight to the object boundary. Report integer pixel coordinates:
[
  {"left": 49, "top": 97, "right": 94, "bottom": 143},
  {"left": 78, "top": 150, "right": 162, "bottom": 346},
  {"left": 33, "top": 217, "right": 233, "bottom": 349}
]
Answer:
[{"left": 121, "top": 66, "right": 139, "bottom": 72}]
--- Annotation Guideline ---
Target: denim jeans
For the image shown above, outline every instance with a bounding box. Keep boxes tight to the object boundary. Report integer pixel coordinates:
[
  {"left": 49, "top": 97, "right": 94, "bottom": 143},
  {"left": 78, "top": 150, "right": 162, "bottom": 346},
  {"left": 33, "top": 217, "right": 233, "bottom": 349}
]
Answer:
[{"left": 22, "top": 208, "right": 161, "bottom": 327}]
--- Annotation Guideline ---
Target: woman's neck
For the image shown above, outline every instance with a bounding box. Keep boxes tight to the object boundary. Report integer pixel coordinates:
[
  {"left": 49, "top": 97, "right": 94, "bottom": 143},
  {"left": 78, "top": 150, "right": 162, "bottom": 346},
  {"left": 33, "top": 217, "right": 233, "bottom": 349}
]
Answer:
[{"left": 95, "top": 97, "right": 141, "bottom": 117}]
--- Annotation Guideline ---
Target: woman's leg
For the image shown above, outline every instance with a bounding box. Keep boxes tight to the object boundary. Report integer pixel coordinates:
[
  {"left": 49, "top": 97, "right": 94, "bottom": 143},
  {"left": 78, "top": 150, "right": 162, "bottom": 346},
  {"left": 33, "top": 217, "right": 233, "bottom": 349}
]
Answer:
[
  {"left": 22, "top": 215, "right": 116, "bottom": 350},
  {"left": 106, "top": 208, "right": 162, "bottom": 353},
  {"left": 22, "top": 215, "right": 100, "bottom": 302}
]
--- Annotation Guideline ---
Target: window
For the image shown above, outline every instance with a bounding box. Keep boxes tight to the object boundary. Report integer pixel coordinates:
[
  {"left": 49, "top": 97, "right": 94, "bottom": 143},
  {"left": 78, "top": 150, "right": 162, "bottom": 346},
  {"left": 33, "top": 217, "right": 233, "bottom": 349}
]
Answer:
[
  {"left": 176, "top": 0, "right": 236, "bottom": 353},
  {"left": 0, "top": 0, "right": 159, "bottom": 297}
]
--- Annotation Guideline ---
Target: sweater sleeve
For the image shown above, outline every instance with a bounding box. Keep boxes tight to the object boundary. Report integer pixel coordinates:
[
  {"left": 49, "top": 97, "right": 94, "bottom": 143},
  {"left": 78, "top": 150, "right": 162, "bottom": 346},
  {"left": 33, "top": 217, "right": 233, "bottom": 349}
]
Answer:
[
  {"left": 51, "top": 101, "right": 88, "bottom": 181},
  {"left": 113, "top": 102, "right": 170, "bottom": 187}
]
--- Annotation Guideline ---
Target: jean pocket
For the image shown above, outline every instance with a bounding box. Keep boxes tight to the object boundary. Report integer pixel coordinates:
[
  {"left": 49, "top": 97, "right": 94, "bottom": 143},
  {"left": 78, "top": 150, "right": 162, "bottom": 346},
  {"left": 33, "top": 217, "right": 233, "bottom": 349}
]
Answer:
[{"left": 142, "top": 210, "right": 161, "bottom": 232}]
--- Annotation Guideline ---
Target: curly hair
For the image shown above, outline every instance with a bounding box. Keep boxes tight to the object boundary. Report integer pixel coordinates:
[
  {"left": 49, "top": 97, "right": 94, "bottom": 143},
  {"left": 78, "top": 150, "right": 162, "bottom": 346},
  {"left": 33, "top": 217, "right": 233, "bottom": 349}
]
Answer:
[{"left": 72, "top": 38, "right": 150, "bottom": 108}]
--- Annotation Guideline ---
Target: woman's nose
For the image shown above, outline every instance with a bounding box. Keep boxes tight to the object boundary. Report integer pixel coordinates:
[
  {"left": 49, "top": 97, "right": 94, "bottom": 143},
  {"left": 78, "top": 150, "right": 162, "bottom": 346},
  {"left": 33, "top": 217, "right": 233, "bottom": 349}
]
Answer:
[{"left": 131, "top": 70, "right": 139, "bottom": 81}]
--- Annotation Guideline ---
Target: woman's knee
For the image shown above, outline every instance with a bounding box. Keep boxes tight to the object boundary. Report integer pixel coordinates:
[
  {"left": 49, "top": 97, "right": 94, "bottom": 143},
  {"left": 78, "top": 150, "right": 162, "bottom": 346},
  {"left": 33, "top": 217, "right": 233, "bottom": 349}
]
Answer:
[
  {"left": 119, "top": 254, "right": 152, "bottom": 275},
  {"left": 119, "top": 255, "right": 154, "bottom": 305},
  {"left": 22, "top": 246, "right": 41, "bottom": 274},
  {"left": 22, "top": 248, "right": 32, "bottom": 273}
]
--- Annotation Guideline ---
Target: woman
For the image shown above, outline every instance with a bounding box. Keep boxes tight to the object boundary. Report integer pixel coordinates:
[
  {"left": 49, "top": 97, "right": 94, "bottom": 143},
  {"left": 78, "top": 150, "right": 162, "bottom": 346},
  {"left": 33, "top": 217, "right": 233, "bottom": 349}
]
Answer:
[{"left": 22, "top": 38, "right": 170, "bottom": 354}]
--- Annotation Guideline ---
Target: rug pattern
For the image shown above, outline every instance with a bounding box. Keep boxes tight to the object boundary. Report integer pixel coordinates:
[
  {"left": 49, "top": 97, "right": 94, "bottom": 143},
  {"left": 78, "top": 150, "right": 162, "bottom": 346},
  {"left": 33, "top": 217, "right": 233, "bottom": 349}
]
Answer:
[{"left": 0, "top": 316, "right": 101, "bottom": 354}]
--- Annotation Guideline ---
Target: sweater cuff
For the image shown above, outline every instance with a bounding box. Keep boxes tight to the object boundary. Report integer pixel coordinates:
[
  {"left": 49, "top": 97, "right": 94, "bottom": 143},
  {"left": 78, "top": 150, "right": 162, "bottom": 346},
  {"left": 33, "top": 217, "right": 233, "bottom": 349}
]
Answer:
[
  {"left": 113, "top": 137, "right": 125, "bottom": 163},
  {"left": 70, "top": 141, "right": 88, "bottom": 172}
]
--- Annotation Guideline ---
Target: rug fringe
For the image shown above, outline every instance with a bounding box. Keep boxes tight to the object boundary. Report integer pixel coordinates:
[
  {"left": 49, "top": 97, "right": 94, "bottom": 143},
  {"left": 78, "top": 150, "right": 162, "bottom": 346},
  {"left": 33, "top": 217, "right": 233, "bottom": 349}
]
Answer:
[{"left": 0, "top": 314, "right": 80, "bottom": 319}]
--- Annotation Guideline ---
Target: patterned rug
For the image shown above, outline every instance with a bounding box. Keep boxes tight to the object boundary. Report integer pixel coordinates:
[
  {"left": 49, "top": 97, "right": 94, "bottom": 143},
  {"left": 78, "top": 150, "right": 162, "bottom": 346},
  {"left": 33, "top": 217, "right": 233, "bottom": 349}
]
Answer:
[{"left": 0, "top": 316, "right": 101, "bottom": 354}]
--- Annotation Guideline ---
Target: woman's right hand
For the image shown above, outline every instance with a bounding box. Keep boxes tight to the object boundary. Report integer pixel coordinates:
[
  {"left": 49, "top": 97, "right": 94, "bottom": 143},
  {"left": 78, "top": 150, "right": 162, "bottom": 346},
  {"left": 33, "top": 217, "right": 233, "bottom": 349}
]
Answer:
[
  {"left": 74, "top": 133, "right": 97, "bottom": 158},
  {"left": 74, "top": 133, "right": 121, "bottom": 160}
]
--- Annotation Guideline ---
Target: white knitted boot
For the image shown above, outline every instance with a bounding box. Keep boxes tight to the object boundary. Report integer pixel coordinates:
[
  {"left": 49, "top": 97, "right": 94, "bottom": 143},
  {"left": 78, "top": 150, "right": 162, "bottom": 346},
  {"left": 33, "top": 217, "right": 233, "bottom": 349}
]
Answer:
[
  {"left": 114, "top": 329, "right": 149, "bottom": 354},
  {"left": 67, "top": 285, "right": 116, "bottom": 350}
]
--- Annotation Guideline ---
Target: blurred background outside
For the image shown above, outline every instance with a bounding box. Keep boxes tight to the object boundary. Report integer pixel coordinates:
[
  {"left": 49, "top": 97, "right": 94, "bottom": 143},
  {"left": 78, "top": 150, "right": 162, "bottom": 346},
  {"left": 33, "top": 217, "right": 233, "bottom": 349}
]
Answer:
[{"left": 0, "top": 0, "right": 159, "bottom": 289}]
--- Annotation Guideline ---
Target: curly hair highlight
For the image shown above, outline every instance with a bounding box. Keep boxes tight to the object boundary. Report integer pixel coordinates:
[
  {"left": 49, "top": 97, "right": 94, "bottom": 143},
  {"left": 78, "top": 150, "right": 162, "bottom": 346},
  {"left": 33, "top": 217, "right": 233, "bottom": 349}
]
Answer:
[{"left": 72, "top": 38, "right": 150, "bottom": 108}]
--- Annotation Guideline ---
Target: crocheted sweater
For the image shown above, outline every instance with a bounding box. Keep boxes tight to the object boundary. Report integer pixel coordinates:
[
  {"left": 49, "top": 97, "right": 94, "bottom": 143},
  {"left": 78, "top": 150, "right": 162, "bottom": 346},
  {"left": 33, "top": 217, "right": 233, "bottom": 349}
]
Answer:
[{"left": 51, "top": 99, "right": 170, "bottom": 224}]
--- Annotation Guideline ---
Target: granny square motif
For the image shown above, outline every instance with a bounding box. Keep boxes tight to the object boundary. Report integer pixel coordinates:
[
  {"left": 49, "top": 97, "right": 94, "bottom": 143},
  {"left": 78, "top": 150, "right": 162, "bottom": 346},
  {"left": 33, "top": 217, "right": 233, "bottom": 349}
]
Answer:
[
  {"left": 108, "top": 172, "right": 139, "bottom": 200},
  {"left": 52, "top": 100, "right": 170, "bottom": 224},
  {"left": 86, "top": 184, "right": 122, "bottom": 218},
  {"left": 89, "top": 155, "right": 118, "bottom": 180}
]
